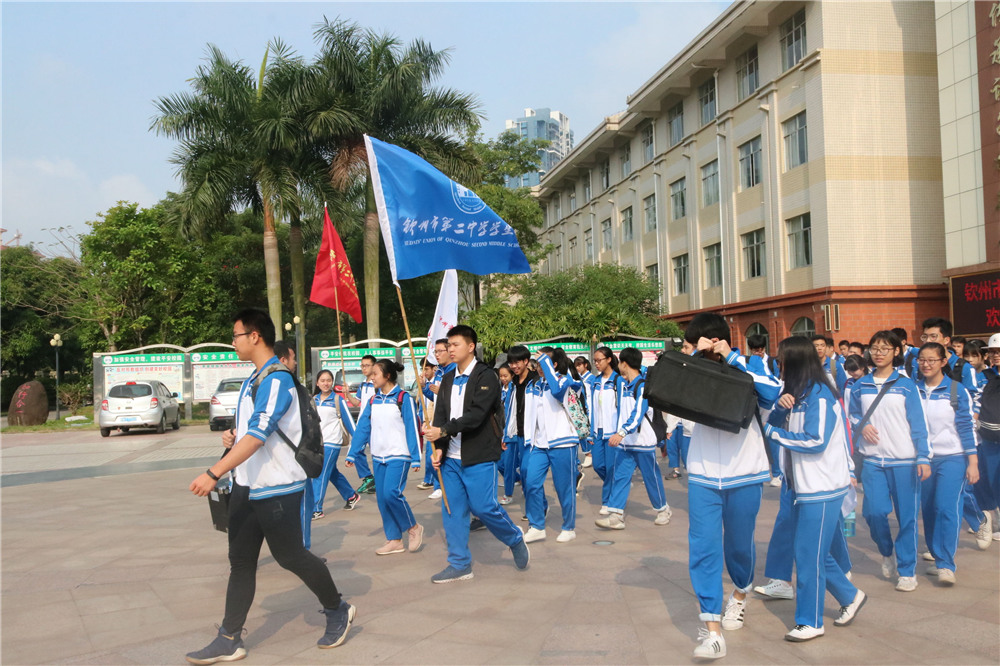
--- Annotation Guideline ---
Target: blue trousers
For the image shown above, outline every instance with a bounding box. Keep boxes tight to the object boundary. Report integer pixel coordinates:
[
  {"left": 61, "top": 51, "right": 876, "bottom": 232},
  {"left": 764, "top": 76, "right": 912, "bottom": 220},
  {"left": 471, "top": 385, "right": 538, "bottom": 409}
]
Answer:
[
  {"left": 977, "top": 441, "right": 1000, "bottom": 512},
  {"left": 861, "top": 461, "right": 920, "bottom": 577},
  {"left": 373, "top": 459, "right": 416, "bottom": 540},
  {"left": 300, "top": 480, "right": 315, "bottom": 549},
  {"left": 767, "top": 439, "right": 782, "bottom": 477},
  {"left": 591, "top": 435, "right": 620, "bottom": 507},
  {"left": 524, "top": 446, "right": 577, "bottom": 531},
  {"left": 607, "top": 447, "right": 667, "bottom": 514},
  {"left": 500, "top": 436, "right": 523, "bottom": 497},
  {"left": 921, "top": 455, "right": 967, "bottom": 572},
  {"left": 792, "top": 497, "right": 858, "bottom": 628},
  {"left": 667, "top": 428, "right": 690, "bottom": 469},
  {"left": 439, "top": 458, "right": 523, "bottom": 569},
  {"left": 764, "top": 481, "right": 851, "bottom": 581},
  {"left": 422, "top": 441, "right": 440, "bottom": 489},
  {"left": 353, "top": 447, "right": 372, "bottom": 480},
  {"left": 311, "top": 445, "right": 355, "bottom": 513},
  {"left": 688, "top": 482, "right": 762, "bottom": 621}
]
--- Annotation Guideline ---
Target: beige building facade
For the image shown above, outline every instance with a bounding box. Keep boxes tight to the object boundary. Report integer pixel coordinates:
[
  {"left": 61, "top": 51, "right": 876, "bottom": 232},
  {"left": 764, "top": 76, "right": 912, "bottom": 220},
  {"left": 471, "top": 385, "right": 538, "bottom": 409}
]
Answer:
[{"left": 535, "top": 0, "right": 994, "bottom": 349}]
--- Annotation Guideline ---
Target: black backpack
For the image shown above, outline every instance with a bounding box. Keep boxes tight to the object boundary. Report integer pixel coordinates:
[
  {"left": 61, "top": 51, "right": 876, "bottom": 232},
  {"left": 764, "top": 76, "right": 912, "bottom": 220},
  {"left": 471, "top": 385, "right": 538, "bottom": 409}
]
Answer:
[
  {"left": 948, "top": 357, "right": 968, "bottom": 384},
  {"left": 978, "top": 373, "right": 1000, "bottom": 443},
  {"left": 251, "top": 365, "right": 325, "bottom": 478}
]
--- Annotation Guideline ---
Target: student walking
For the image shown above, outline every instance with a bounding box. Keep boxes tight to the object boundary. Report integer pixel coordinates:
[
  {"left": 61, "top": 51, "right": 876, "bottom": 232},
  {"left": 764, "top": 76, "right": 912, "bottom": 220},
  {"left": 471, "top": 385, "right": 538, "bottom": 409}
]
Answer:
[
  {"left": 346, "top": 354, "right": 378, "bottom": 494},
  {"left": 310, "top": 370, "right": 361, "bottom": 520},
  {"left": 575, "top": 356, "right": 597, "bottom": 468},
  {"left": 763, "top": 336, "right": 866, "bottom": 642},
  {"left": 498, "top": 363, "right": 520, "bottom": 505},
  {"left": 848, "top": 330, "right": 930, "bottom": 592},
  {"left": 589, "top": 347, "right": 625, "bottom": 514},
  {"left": 346, "top": 360, "right": 423, "bottom": 556}
]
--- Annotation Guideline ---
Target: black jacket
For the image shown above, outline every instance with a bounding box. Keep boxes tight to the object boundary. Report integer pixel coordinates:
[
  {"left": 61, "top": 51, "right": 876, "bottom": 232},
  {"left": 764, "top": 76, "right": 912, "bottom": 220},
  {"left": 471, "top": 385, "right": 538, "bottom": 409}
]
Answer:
[{"left": 432, "top": 361, "right": 505, "bottom": 466}]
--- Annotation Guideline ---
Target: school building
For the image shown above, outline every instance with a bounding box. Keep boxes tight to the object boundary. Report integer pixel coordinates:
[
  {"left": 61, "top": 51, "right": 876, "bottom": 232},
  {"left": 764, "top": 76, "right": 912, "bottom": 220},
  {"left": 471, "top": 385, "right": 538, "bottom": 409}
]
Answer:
[{"left": 534, "top": 0, "right": 1000, "bottom": 352}]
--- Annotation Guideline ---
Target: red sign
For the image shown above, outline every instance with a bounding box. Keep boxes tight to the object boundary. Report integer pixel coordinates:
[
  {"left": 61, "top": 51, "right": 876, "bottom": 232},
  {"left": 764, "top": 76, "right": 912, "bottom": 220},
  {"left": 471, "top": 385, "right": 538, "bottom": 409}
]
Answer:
[{"left": 950, "top": 269, "right": 1000, "bottom": 336}]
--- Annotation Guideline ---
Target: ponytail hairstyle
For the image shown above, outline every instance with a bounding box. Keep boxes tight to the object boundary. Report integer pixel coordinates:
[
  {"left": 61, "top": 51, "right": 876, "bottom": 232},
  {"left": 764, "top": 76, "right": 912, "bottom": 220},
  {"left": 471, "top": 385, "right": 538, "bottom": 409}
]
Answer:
[
  {"left": 595, "top": 346, "right": 619, "bottom": 373},
  {"left": 373, "top": 358, "right": 405, "bottom": 384},
  {"left": 574, "top": 356, "right": 592, "bottom": 373},
  {"left": 313, "top": 369, "right": 334, "bottom": 396},
  {"left": 550, "top": 347, "right": 581, "bottom": 380},
  {"left": 777, "top": 335, "right": 838, "bottom": 399}
]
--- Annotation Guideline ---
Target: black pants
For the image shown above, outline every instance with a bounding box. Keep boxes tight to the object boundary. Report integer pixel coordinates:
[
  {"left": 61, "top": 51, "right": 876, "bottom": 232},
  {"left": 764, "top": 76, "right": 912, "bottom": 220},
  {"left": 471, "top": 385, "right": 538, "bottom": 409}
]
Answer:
[{"left": 223, "top": 483, "right": 342, "bottom": 632}]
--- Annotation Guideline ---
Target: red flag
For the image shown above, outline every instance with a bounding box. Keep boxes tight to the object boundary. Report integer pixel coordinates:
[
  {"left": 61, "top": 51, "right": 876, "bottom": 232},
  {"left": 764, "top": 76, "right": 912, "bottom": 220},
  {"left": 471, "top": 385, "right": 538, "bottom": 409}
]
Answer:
[{"left": 309, "top": 208, "right": 363, "bottom": 323}]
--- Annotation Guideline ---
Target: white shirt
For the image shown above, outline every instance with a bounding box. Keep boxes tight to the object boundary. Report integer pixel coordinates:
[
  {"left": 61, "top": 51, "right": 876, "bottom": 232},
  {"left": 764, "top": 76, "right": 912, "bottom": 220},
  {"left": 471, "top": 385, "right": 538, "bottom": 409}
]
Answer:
[{"left": 447, "top": 359, "right": 477, "bottom": 460}]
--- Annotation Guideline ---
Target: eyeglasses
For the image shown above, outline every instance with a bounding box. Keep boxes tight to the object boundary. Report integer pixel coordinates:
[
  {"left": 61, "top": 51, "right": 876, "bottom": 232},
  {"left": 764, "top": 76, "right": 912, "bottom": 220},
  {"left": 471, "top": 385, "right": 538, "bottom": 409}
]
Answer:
[
  {"left": 594, "top": 356, "right": 607, "bottom": 363},
  {"left": 232, "top": 332, "right": 251, "bottom": 342},
  {"left": 869, "top": 346, "right": 894, "bottom": 356},
  {"left": 919, "top": 333, "right": 942, "bottom": 342},
  {"left": 917, "top": 358, "right": 944, "bottom": 365}
]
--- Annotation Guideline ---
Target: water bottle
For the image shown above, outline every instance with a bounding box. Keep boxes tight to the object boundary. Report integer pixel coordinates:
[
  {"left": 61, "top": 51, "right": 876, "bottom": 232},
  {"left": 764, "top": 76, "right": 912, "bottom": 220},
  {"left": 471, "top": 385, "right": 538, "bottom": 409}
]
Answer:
[{"left": 843, "top": 510, "right": 856, "bottom": 537}]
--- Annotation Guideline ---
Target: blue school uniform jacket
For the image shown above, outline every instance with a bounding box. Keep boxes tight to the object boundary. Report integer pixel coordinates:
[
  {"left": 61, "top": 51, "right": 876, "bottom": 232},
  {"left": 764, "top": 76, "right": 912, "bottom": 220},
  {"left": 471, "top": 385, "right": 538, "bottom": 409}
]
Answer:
[
  {"left": 616, "top": 373, "right": 657, "bottom": 450},
  {"left": 347, "top": 386, "right": 421, "bottom": 468},
  {"left": 848, "top": 370, "right": 929, "bottom": 466},
  {"left": 314, "top": 393, "right": 356, "bottom": 446},
  {"left": 589, "top": 371, "right": 624, "bottom": 441},
  {"left": 915, "top": 375, "right": 977, "bottom": 458},
  {"left": 524, "top": 354, "right": 578, "bottom": 449}
]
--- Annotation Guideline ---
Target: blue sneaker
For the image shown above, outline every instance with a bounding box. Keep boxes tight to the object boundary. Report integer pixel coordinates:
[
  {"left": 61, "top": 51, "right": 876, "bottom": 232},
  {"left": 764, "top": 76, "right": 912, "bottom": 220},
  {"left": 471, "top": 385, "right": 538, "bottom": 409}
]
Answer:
[
  {"left": 185, "top": 626, "right": 246, "bottom": 664},
  {"left": 318, "top": 601, "right": 356, "bottom": 648},
  {"left": 511, "top": 538, "right": 530, "bottom": 570},
  {"left": 431, "top": 565, "right": 474, "bottom": 584}
]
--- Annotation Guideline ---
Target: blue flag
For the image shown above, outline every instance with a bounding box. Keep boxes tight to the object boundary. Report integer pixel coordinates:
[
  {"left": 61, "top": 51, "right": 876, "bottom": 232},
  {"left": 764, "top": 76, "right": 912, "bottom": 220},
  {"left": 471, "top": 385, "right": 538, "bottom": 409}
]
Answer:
[{"left": 365, "top": 135, "right": 532, "bottom": 285}]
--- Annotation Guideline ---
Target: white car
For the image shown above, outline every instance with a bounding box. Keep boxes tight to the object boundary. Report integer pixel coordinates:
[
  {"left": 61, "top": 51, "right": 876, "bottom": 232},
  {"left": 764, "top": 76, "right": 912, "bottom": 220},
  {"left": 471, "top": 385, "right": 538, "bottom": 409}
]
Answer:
[
  {"left": 209, "top": 378, "right": 247, "bottom": 431},
  {"left": 99, "top": 381, "right": 180, "bottom": 437}
]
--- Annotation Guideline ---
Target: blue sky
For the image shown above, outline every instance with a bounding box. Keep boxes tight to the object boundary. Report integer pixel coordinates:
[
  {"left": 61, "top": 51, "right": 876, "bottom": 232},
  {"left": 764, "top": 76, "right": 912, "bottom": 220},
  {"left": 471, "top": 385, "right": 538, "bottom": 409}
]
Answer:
[{"left": 2, "top": 1, "right": 729, "bottom": 253}]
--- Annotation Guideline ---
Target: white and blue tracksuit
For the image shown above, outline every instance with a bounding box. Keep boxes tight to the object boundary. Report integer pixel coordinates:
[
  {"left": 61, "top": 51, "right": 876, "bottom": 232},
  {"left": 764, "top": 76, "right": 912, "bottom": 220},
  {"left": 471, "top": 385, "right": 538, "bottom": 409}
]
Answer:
[
  {"left": 823, "top": 356, "right": 848, "bottom": 395},
  {"left": 311, "top": 393, "right": 358, "bottom": 513},
  {"left": 765, "top": 382, "right": 858, "bottom": 628},
  {"left": 578, "top": 370, "right": 596, "bottom": 454},
  {"left": 748, "top": 354, "right": 782, "bottom": 476},
  {"left": 848, "top": 370, "right": 929, "bottom": 577},
  {"left": 523, "top": 354, "right": 579, "bottom": 532},
  {"left": 606, "top": 374, "right": 668, "bottom": 516},
  {"left": 687, "top": 350, "right": 781, "bottom": 622},
  {"left": 974, "top": 368, "right": 1000, "bottom": 513},
  {"left": 499, "top": 382, "right": 521, "bottom": 497},
  {"left": 589, "top": 371, "right": 625, "bottom": 507},
  {"left": 917, "top": 376, "right": 977, "bottom": 572},
  {"left": 946, "top": 353, "right": 979, "bottom": 393},
  {"left": 665, "top": 413, "right": 693, "bottom": 470},
  {"left": 346, "top": 386, "right": 421, "bottom": 541},
  {"left": 352, "top": 380, "right": 376, "bottom": 480}
]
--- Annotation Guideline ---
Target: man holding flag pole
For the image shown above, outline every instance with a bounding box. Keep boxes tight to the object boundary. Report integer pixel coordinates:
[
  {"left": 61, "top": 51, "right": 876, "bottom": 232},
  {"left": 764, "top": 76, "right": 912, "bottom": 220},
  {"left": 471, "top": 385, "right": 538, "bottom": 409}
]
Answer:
[{"left": 364, "top": 133, "right": 532, "bottom": 581}]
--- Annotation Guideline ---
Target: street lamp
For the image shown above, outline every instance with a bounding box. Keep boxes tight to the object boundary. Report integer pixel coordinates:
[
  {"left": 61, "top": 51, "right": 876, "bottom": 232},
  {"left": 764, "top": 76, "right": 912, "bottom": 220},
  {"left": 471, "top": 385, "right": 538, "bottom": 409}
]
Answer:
[
  {"left": 286, "top": 316, "right": 306, "bottom": 385},
  {"left": 49, "top": 334, "right": 63, "bottom": 420}
]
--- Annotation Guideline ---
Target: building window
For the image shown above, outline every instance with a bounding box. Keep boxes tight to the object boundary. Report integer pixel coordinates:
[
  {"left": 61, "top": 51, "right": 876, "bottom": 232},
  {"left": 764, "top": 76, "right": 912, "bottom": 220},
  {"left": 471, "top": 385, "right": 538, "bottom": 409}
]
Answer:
[
  {"left": 553, "top": 246, "right": 562, "bottom": 271},
  {"left": 780, "top": 8, "right": 807, "bottom": 72},
  {"left": 647, "top": 263, "right": 659, "bottom": 285},
  {"left": 783, "top": 112, "right": 808, "bottom": 170},
  {"left": 621, "top": 207, "right": 634, "bottom": 242},
  {"left": 569, "top": 237, "right": 577, "bottom": 264},
  {"left": 738, "top": 136, "right": 762, "bottom": 190},
  {"left": 641, "top": 123, "right": 655, "bottom": 164},
  {"left": 601, "top": 218, "right": 612, "bottom": 251},
  {"left": 643, "top": 195, "right": 657, "bottom": 232},
  {"left": 553, "top": 198, "right": 561, "bottom": 222},
  {"left": 569, "top": 190, "right": 577, "bottom": 212},
  {"left": 746, "top": 322, "right": 770, "bottom": 352},
  {"left": 600, "top": 158, "right": 611, "bottom": 191},
  {"left": 583, "top": 174, "right": 592, "bottom": 202},
  {"left": 699, "top": 79, "right": 717, "bottom": 126},
  {"left": 736, "top": 45, "right": 759, "bottom": 102},
  {"left": 701, "top": 160, "right": 719, "bottom": 207},
  {"left": 668, "top": 103, "right": 684, "bottom": 147},
  {"left": 741, "top": 228, "right": 766, "bottom": 279},
  {"left": 621, "top": 144, "right": 631, "bottom": 178},
  {"left": 787, "top": 213, "right": 812, "bottom": 268},
  {"left": 584, "top": 229, "right": 593, "bottom": 260},
  {"left": 791, "top": 316, "right": 816, "bottom": 338},
  {"left": 704, "top": 243, "right": 722, "bottom": 288},
  {"left": 670, "top": 178, "right": 686, "bottom": 220},
  {"left": 672, "top": 254, "right": 689, "bottom": 295}
]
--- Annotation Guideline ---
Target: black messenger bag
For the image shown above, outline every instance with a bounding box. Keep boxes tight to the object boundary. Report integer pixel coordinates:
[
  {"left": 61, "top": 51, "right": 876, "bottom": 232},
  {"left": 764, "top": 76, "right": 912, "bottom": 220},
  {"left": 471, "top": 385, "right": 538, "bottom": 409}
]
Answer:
[{"left": 644, "top": 350, "right": 757, "bottom": 434}]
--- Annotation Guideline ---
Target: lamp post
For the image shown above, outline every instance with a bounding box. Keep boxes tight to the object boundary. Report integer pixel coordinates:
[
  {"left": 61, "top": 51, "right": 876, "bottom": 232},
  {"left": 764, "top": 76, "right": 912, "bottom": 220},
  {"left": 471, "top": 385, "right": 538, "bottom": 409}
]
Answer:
[
  {"left": 293, "top": 316, "right": 305, "bottom": 385},
  {"left": 49, "top": 334, "right": 63, "bottom": 420}
]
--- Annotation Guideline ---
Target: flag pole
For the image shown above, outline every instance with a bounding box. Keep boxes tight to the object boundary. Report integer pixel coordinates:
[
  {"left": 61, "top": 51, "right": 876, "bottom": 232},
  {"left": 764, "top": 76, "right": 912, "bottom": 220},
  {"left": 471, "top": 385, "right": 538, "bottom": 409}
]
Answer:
[
  {"left": 326, "top": 203, "right": 351, "bottom": 451},
  {"left": 395, "top": 284, "right": 450, "bottom": 514}
]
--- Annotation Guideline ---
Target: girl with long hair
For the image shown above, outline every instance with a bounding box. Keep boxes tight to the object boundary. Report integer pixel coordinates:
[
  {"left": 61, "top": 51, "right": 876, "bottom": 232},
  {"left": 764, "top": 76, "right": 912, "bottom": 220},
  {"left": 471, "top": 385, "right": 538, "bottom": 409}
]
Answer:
[
  {"left": 589, "top": 346, "right": 624, "bottom": 515},
  {"left": 310, "top": 369, "right": 360, "bottom": 519}
]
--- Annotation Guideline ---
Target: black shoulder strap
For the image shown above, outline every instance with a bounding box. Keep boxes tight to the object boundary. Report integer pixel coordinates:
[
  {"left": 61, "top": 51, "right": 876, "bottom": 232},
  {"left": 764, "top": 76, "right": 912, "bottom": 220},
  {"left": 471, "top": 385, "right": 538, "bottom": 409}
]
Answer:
[
  {"left": 250, "top": 364, "right": 296, "bottom": 451},
  {"left": 855, "top": 378, "right": 897, "bottom": 434},
  {"left": 950, "top": 379, "right": 958, "bottom": 411}
]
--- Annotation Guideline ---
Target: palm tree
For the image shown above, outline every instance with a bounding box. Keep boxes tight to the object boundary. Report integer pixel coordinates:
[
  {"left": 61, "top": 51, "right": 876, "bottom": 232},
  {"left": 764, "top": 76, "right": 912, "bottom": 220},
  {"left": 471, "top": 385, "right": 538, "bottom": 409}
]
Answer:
[
  {"left": 305, "top": 18, "right": 482, "bottom": 339},
  {"left": 152, "top": 40, "right": 322, "bottom": 335}
]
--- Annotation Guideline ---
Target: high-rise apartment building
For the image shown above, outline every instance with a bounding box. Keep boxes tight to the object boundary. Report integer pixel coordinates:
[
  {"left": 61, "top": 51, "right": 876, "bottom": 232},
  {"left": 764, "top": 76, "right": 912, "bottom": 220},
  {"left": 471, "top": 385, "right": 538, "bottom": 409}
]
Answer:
[{"left": 505, "top": 108, "right": 574, "bottom": 188}]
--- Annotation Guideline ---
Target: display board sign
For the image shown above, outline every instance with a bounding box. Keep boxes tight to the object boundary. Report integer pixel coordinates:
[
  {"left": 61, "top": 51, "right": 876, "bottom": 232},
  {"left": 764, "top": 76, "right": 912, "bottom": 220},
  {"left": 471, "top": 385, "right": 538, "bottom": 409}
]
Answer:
[
  {"left": 605, "top": 340, "right": 666, "bottom": 367},
  {"left": 190, "top": 351, "right": 254, "bottom": 401},
  {"left": 950, "top": 269, "right": 1000, "bottom": 337},
  {"left": 101, "top": 353, "right": 186, "bottom": 400},
  {"left": 525, "top": 342, "right": 591, "bottom": 358},
  {"left": 316, "top": 347, "right": 398, "bottom": 373}
]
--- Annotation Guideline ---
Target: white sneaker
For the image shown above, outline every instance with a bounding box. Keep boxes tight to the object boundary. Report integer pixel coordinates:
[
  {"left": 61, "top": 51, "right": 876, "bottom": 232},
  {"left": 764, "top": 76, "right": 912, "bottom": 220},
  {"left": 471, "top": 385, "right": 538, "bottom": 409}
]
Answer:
[
  {"left": 556, "top": 530, "right": 576, "bottom": 543},
  {"left": 993, "top": 531, "right": 1000, "bottom": 541},
  {"left": 428, "top": 489, "right": 442, "bottom": 500},
  {"left": 523, "top": 527, "right": 547, "bottom": 543},
  {"left": 499, "top": 495, "right": 513, "bottom": 505},
  {"left": 834, "top": 589, "right": 866, "bottom": 626},
  {"left": 595, "top": 513, "right": 625, "bottom": 530},
  {"left": 753, "top": 579, "right": 794, "bottom": 599},
  {"left": 937, "top": 568, "right": 956, "bottom": 585},
  {"left": 582, "top": 455, "right": 593, "bottom": 468},
  {"left": 721, "top": 593, "right": 746, "bottom": 630},
  {"left": 881, "top": 555, "right": 897, "bottom": 579},
  {"left": 692, "top": 628, "right": 726, "bottom": 659},
  {"left": 926, "top": 564, "right": 939, "bottom": 576},
  {"left": 845, "top": 571, "right": 853, "bottom": 581},
  {"left": 921, "top": 551, "right": 934, "bottom": 562},
  {"left": 769, "top": 476, "right": 782, "bottom": 488},
  {"left": 599, "top": 506, "right": 610, "bottom": 515},
  {"left": 895, "top": 576, "right": 918, "bottom": 592},
  {"left": 654, "top": 508, "right": 672, "bottom": 525},
  {"left": 975, "top": 511, "right": 993, "bottom": 550},
  {"left": 785, "top": 624, "right": 824, "bottom": 642}
]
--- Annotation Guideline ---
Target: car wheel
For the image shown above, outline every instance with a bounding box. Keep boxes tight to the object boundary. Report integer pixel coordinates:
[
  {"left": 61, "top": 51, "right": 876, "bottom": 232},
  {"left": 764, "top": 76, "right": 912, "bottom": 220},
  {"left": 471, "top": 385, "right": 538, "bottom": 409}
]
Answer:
[
  {"left": 172, "top": 411, "right": 180, "bottom": 430},
  {"left": 156, "top": 414, "right": 166, "bottom": 434},
  {"left": 122, "top": 427, "right": 130, "bottom": 433},
  {"left": 209, "top": 422, "right": 218, "bottom": 432},
  {"left": 100, "top": 427, "right": 111, "bottom": 438}
]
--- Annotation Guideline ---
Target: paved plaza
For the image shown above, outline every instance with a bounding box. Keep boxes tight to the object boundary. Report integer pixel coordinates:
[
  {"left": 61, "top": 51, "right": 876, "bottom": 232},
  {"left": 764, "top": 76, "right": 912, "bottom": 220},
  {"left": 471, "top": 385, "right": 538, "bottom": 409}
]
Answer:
[{"left": 2, "top": 426, "right": 998, "bottom": 664}]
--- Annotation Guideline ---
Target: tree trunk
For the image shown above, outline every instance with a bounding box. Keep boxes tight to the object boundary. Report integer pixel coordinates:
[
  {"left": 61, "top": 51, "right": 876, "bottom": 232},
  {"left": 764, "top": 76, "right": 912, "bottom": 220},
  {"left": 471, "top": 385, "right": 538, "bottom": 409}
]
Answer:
[
  {"left": 364, "top": 174, "right": 380, "bottom": 340},
  {"left": 263, "top": 200, "right": 284, "bottom": 337},
  {"left": 288, "top": 214, "right": 307, "bottom": 380}
]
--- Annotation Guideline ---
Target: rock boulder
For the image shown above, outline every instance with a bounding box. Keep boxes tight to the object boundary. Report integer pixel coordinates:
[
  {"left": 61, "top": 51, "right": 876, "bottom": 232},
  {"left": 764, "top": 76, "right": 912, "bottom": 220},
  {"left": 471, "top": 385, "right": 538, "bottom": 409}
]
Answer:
[{"left": 7, "top": 381, "right": 49, "bottom": 426}]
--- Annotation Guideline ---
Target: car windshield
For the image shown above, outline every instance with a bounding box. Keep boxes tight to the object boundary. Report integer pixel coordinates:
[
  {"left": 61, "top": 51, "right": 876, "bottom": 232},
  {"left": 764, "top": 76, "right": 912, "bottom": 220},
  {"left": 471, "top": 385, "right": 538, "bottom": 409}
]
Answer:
[
  {"left": 216, "top": 380, "right": 244, "bottom": 393},
  {"left": 109, "top": 384, "right": 152, "bottom": 398}
]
